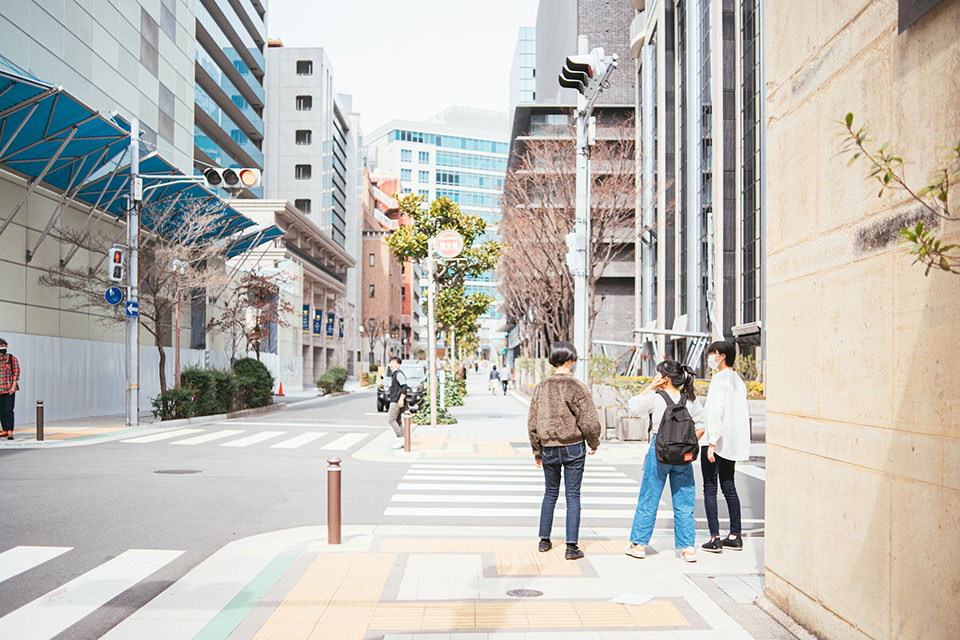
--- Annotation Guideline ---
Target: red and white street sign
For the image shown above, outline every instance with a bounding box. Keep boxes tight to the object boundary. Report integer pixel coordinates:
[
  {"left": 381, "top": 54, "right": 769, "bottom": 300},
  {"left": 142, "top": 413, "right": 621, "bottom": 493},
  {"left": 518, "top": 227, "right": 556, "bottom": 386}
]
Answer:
[{"left": 435, "top": 230, "right": 464, "bottom": 259}]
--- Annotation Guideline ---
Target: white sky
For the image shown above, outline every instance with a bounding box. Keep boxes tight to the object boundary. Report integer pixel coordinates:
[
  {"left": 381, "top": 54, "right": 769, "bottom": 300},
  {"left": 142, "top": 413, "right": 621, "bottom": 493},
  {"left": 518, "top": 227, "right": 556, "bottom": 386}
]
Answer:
[{"left": 266, "top": 0, "right": 540, "bottom": 134}]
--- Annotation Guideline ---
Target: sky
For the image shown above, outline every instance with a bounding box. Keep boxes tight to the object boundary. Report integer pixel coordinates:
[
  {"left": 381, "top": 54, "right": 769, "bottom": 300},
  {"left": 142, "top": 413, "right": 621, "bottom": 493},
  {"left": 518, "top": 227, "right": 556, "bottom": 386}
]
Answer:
[{"left": 266, "top": 0, "right": 540, "bottom": 134}]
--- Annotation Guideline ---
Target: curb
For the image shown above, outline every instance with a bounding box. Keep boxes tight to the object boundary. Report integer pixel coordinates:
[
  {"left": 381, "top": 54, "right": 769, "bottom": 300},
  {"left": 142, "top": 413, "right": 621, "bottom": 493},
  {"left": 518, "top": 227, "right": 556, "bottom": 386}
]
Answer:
[{"left": 755, "top": 595, "right": 818, "bottom": 640}]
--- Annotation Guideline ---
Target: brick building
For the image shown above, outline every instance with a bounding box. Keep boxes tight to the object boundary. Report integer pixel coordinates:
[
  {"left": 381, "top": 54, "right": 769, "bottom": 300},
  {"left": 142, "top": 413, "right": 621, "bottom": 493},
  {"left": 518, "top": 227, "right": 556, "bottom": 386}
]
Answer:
[{"left": 361, "top": 171, "right": 404, "bottom": 366}]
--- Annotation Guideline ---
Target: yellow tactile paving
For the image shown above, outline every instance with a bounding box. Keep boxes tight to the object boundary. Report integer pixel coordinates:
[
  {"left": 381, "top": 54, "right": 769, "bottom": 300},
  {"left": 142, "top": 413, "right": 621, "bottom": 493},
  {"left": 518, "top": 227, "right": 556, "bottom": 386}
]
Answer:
[
  {"left": 476, "top": 442, "right": 525, "bottom": 457},
  {"left": 21, "top": 427, "right": 127, "bottom": 440},
  {"left": 253, "top": 553, "right": 394, "bottom": 640},
  {"left": 367, "top": 600, "right": 690, "bottom": 631}
]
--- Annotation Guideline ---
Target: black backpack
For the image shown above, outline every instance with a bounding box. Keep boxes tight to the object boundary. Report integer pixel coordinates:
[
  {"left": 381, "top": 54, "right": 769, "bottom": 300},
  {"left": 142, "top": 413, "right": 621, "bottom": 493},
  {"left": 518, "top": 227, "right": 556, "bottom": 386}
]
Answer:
[{"left": 654, "top": 390, "right": 699, "bottom": 465}]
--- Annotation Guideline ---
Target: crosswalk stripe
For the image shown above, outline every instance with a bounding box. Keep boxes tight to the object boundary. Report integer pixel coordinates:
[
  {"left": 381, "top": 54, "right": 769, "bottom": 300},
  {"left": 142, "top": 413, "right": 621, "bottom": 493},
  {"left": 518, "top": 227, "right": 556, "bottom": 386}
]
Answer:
[
  {"left": 402, "top": 475, "right": 638, "bottom": 485},
  {"left": 171, "top": 430, "right": 245, "bottom": 445},
  {"left": 0, "top": 546, "right": 72, "bottom": 583},
  {"left": 321, "top": 433, "right": 367, "bottom": 450},
  {"left": 221, "top": 431, "right": 287, "bottom": 447},
  {"left": 121, "top": 428, "right": 204, "bottom": 443},
  {"left": 410, "top": 464, "right": 619, "bottom": 471},
  {"left": 397, "top": 483, "right": 642, "bottom": 493},
  {"left": 401, "top": 469, "right": 629, "bottom": 478},
  {"left": 270, "top": 432, "right": 328, "bottom": 449},
  {"left": 391, "top": 494, "right": 639, "bottom": 505},
  {"left": 384, "top": 506, "right": 636, "bottom": 519},
  {"left": 0, "top": 549, "right": 183, "bottom": 640}
]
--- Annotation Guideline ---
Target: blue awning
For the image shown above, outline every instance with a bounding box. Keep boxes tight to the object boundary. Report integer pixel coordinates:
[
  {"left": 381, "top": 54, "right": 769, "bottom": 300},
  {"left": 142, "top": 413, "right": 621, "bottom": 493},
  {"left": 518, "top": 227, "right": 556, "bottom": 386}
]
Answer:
[
  {"left": 223, "top": 224, "right": 284, "bottom": 258},
  {"left": 0, "top": 56, "right": 259, "bottom": 257}
]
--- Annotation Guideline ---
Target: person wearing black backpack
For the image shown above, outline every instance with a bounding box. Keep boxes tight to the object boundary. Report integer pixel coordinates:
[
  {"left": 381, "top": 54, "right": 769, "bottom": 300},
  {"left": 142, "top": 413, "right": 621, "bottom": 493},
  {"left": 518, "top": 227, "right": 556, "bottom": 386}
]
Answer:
[{"left": 625, "top": 360, "right": 705, "bottom": 562}]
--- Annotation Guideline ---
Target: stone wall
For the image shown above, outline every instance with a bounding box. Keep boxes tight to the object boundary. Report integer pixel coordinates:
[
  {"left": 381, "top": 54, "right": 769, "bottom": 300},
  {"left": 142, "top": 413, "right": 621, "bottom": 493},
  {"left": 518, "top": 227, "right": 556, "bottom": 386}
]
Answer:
[{"left": 764, "top": 2, "right": 960, "bottom": 639}]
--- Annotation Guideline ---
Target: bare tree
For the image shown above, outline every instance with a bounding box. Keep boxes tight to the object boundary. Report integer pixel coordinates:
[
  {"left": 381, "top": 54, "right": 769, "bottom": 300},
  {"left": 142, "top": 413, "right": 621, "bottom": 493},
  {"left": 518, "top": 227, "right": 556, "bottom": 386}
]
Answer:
[
  {"left": 207, "top": 270, "right": 296, "bottom": 363},
  {"left": 40, "top": 199, "right": 232, "bottom": 395},
  {"left": 500, "top": 118, "right": 636, "bottom": 354}
]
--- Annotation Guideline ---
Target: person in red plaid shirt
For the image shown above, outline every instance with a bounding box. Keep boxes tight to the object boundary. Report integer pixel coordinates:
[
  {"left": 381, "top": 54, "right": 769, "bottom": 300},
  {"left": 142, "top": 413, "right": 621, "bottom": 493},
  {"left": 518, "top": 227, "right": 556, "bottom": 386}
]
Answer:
[{"left": 0, "top": 337, "right": 20, "bottom": 440}]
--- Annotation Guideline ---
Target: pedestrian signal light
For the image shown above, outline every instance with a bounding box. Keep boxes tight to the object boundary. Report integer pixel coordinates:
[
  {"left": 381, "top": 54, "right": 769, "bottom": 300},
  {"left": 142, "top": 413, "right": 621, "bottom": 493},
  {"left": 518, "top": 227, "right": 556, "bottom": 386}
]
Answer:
[
  {"left": 202, "top": 167, "right": 261, "bottom": 190},
  {"left": 108, "top": 246, "right": 125, "bottom": 282},
  {"left": 559, "top": 55, "right": 594, "bottom": 95}
]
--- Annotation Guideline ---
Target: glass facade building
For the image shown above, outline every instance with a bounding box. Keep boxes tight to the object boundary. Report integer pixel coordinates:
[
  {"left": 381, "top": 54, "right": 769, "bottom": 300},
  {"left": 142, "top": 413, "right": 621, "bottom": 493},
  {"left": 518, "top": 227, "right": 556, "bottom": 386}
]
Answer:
[{"left": 509, "top": 27, "right": 537, "bottom": 115}]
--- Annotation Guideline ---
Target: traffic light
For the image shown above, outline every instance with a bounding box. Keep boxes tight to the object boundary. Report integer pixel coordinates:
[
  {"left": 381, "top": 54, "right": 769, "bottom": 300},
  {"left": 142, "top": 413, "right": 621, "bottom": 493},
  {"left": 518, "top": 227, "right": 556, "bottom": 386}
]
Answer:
[
  {"left": 108, "top": 246, "right": 125, "bottom": 282},
  {"left": 559, "top": 55, "right": 594, "bottom": 94},
  {"left": 202, "top": 167, "right": 262, "bottom": 190}
]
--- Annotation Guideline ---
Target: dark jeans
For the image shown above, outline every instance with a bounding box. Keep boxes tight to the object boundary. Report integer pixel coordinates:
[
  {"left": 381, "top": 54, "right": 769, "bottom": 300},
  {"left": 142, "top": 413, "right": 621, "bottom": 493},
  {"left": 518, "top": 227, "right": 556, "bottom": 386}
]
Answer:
[
  {"left": 501, "top": 380, "right": 509, "bottom": 394},
  {"left": 0, "top": 392, "right": 14, "bottom": 433},
  {"left": 701, "top": 445, "right": 741, "bottom": 536},
  {"left": 538, "top": 441, "right": 586, "bottom": 544}
]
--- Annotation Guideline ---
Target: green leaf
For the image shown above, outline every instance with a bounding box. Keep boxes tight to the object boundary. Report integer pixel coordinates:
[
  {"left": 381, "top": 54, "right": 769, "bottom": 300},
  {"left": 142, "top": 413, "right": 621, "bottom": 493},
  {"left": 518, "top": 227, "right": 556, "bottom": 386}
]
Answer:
[
  {"left": 848, "top": 154, "right": 860, "bottom": 167},
  {"left": 845, "top": 113, "right": 854, "bottom": 127}
]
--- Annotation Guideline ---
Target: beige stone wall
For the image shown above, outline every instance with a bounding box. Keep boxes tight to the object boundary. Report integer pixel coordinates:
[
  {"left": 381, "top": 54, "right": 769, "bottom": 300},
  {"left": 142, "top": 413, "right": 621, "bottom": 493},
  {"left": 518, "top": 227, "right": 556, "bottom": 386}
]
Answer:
[{"left": 764, "top": 2, "right": 960, "bottom": 639}]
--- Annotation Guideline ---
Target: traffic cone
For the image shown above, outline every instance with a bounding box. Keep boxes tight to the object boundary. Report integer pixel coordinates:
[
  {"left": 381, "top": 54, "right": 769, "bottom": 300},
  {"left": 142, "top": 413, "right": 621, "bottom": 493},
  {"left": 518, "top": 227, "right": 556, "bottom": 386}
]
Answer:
[{"left": 277, "top": 381, "right": 284, "bottom": 396}]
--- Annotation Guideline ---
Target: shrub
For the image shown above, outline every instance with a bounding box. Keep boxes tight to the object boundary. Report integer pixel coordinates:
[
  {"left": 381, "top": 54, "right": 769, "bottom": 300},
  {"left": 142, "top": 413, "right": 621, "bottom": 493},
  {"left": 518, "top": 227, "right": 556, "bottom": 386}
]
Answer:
[
  {"left": 233, "top": 357, "right": 274, "bottom": 409},
  {"left": 210, "top": 368, "right": 239, "bottom": 413},
  {"left": 360, "top": 372, "right": 375, "bottom": 387},
  {"left": 151, "top": 388, "right": 195, "bottom": 420},
  {"left": 316, "top": 366, "right": 348, "bottom": 395},
  {"left": 734, "top": 354, "right": 760, "bottom": 381},
  {"left": 443, "top": 374, "right": 464, "bottom": 407},
  {"left": 589, "top": 353, "right": 617, "bottom": 383},
  {"left": 412, "top": 398, "right": 456, "bottom": 425},
  {"left": 180, "top": 366, "right": 216, "bottom": 416}
]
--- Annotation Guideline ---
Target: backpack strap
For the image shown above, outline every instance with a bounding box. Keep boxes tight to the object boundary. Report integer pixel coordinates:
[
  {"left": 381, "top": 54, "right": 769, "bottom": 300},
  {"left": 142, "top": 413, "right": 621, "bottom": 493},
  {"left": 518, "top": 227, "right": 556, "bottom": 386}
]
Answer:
[{"left": 656, "top": 389, "right": 674, "bottom": 407}]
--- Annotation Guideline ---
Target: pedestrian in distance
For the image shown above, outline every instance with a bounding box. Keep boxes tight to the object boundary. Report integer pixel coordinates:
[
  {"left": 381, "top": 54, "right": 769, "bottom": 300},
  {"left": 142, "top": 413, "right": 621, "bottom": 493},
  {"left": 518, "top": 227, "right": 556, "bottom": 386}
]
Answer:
[
  {"left": 0, "top": 337, "right": 20, "bottom": 440},
  {"left": 500, "top": 367, "right": 510, "bottom": 395},
  {"left": 700, "top": 340, "right": 751, "bottom": 553},
  {"left": 625, "top": 360, "right": 705, "bottom": 563},
  {"left": 527, "top": 341, "right": 601, "bottom": 560},
  {"left": 385, "top": 357, "right": 408, "bottom": 450},
  {"left": 488, "top": 365, "right": 500, "bottom": 396}
]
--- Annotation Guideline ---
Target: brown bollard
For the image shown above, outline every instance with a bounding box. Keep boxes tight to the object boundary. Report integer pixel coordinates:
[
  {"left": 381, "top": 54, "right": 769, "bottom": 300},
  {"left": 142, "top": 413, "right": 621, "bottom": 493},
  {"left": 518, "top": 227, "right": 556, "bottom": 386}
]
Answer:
[
  {"left": 327, "top": 456, "right": 342, "bottom": 545},
  {"left": 402, "top": 412, "right": 412, "bottom": 452},
  {"left": 36, "top": 400, "right": 44, "bottom": 441}
]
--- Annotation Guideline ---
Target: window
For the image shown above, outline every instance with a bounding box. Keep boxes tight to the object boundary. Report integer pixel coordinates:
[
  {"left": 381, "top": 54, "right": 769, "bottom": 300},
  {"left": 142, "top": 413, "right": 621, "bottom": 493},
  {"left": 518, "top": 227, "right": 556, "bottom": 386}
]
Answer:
[
  {"left": 295, "top": 164, "right": 312, "bottom": 180},
  {"left": 418, "top": 151, "right": 429, "bottom": 163},
  {"left": 296, "top": 130, "right": 312, "bottom": 145},
  {"left": 418, "top": 189, "right": 429, "bottom": 198},
  {"left": 296, "top": 60, "right": 313, "bottom": 75},
  {"left": 295, "top": 198, "right": 311, "bottom": 213},
  {"left": 369, "top": 253, "right": 375, "bottom": 267},
  {"left": 401, "top": 168, "right": 412, "bottom": 181},
  {"left": 418, "top": 170, "right": 429, "bottom": 183},
  {"left": 368, "top": 284, "right": 375, "bottom": 298},
  {"left": 400, "top": 149, "right": 412, "bottom": 163},
  {"left": 296, "top": 95, "right": 312, "bottom": 111}
]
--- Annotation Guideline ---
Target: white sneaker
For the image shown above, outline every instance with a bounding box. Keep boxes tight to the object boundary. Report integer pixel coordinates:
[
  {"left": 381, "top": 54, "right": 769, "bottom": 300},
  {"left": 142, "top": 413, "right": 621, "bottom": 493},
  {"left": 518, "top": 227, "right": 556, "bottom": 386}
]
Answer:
[
  {"left": 391, "top": 438, "right": 405, "bottom": 450},
  {"left": 625, "top": 543, "right": 645, "bottom": 559},
  {"left": 681, "top": 547, "right": 697, "bottom": 563}
]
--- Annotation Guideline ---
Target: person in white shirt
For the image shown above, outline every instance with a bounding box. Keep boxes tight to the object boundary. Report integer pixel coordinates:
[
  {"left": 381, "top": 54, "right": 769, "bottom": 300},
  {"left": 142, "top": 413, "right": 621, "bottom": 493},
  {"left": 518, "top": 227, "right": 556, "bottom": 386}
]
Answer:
[
  {"left": 700, "top": 340, "right": 751, "bottom": 553},
  {"left": 624, "top": 360, "right": 706, "bottom": 563}
]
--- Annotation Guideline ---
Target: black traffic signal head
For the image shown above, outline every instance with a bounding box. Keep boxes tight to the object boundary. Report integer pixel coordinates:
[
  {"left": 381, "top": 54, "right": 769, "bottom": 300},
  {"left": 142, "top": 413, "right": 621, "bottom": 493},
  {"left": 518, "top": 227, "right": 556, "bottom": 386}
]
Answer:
[
  {"left": 202, "top": 168, "right": 261, "bottom": 190},
  {"left": 559, "top": 55, "right": 595, "bottom": 95}
]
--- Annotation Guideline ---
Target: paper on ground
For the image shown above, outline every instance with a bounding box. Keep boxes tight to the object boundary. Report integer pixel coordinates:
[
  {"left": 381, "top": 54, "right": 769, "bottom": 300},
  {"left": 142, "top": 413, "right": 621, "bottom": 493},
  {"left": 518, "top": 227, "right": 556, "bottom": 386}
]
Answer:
[{"left": 609, "top": 592, "right": 654, "bottom": 606}]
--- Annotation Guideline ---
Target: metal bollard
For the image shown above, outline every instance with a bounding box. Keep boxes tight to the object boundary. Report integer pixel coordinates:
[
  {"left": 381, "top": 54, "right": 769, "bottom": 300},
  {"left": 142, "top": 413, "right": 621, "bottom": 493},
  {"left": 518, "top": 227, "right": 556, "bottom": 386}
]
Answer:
[
  {"left": 36, "top": 400, "right": 44, "bottom": 441},
  {"left": 402, "top": 412, "right": 412, "bottom": 452},
  {"left": 327, "top": 457, "right": 341, "bottom": 545}
]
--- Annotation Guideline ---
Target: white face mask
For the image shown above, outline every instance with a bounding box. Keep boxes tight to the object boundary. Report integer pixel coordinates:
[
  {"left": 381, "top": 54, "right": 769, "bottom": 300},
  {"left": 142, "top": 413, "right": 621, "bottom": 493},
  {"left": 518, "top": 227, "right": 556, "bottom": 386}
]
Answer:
[{"left": 708, "top": 355, "right": 721, "bottom": 370}]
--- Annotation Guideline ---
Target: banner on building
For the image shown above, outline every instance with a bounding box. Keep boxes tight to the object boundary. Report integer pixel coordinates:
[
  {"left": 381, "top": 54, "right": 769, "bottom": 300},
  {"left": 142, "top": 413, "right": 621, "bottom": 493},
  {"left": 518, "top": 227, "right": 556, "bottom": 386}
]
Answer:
[
  {"left": 338, "top": 317, "right": 344, "bottom": 340},
  {"left": 326, "top": 312, "right": 335, "bottom": 337},
  {"left": 302, "top": 305, "right": 309, "bottom": 333},
  {"left": 313, "top": 309, "right": 323, "bottom": 335}
]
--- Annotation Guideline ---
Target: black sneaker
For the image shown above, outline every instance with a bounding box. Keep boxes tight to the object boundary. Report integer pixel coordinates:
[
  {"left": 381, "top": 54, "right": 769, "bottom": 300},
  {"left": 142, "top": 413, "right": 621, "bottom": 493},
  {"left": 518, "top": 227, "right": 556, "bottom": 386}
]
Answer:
[
  {"left": 538, "top": 538, "right": 552, "bottom": 553},
  {"left": 722, "top": 534, "right": 743, "bottom": 551},
  {"left": 564, "top": 544, "right": 584, "bottom": 560},
  {"left": 701, "top": 537, "right": 723, "bottom": 553}
]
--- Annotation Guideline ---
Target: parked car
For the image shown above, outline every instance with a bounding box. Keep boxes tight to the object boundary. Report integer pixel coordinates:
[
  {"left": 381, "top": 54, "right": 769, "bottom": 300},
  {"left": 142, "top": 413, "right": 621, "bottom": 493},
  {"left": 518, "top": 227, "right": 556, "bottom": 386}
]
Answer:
[{"left": 377, "top": 363, "right": 426, "bottom": 412}]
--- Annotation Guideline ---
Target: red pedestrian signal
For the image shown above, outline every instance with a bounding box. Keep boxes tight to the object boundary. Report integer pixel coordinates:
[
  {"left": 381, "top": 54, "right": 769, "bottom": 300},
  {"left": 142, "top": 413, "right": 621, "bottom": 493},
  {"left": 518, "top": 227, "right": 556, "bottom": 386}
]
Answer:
[{"left": 108, "top": 246, "right": 125, "bottom": 283}]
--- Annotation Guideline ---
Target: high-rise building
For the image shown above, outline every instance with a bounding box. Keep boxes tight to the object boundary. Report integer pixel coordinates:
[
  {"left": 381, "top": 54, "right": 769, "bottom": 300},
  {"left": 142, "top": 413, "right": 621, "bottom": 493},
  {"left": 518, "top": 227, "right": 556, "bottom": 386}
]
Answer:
[
  {"left": 0, "top": 0, "right": 197, "bottom": 171},
  {"left": 193, "top": 0, "right": 266, "bottom": 195},
  {"left": 629, "top": 0, "right": 765, "bottom": 374},
  {"left": 366, "top": 108, "right": 510, "bottom": 358},
  {"left": 509, "top": 26, "right": 536, "bottom": 115}
]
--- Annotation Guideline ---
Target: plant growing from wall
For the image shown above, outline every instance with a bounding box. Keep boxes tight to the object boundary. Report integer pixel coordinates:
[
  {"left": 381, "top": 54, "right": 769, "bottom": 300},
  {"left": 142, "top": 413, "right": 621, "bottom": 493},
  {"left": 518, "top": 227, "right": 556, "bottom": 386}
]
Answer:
[{"left": 841, "top": 113, "right": 959, "bottom": 275}]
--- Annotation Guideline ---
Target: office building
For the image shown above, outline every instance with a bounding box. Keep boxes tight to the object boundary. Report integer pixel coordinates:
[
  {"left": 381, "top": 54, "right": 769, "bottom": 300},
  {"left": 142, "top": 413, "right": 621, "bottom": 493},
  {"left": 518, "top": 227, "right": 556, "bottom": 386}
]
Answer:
[
  {"left": 629, "top": 0, "right": 764, "bottom": 374},
  {"left": 194, "top": 0, "right": 266, "bottom": 195},
  {"left": 365, "top": 108, "right": 510, "bottom": 358},
  {"left": 509, "top": 26, "right": 536, "bottom": 115}
]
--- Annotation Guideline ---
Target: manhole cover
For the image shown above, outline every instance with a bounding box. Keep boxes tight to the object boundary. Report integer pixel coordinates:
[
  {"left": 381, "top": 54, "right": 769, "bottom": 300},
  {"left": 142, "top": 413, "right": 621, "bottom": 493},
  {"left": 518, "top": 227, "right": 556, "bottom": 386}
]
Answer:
[
  {"left": 154, "top": 469, "right": 202, "bottom": 474},
  {"left": 506, "top": 589, "right": 543, "bottom": 598}
]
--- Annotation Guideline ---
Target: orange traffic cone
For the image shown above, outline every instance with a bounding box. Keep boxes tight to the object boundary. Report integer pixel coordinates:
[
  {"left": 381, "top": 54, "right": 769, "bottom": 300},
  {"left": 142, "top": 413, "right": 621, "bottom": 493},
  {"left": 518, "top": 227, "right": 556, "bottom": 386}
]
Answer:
[{"left": 277, "top": 381, "right": 284, "bottom": 396}]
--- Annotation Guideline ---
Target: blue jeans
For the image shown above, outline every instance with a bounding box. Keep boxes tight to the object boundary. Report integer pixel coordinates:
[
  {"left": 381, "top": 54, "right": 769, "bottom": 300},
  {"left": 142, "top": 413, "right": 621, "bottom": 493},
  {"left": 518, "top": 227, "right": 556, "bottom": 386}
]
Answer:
[
  {"left": 538, "top": 442, "right": 586, "bottom": 544},
  {"left": 629, "top": 434, "right": 696, "bottom": 548}
]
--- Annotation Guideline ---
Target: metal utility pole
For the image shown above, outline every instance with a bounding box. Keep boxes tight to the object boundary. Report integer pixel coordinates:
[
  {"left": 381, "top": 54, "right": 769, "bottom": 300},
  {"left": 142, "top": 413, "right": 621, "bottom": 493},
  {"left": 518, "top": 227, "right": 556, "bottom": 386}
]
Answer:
[
  {"left": 426, "top": 239, "right": 438, "bottom": 428},
  {"left": 125, "top": 118, "right": 141, "bottom": 426},
  {"left": 560, "top": 36, "right": 618, "bottom": 382}
]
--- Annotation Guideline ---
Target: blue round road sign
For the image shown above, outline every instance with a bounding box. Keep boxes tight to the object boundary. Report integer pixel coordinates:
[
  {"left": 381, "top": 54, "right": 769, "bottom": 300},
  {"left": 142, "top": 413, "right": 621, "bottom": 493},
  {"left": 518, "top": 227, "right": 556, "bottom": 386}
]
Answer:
[{"left": 105, "top": 286, "right": 123, "bottom": 305}]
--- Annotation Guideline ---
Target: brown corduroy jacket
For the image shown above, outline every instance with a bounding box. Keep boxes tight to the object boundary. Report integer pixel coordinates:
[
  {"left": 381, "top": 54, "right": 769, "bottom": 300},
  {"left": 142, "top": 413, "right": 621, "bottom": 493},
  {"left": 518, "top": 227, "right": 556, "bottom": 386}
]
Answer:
[{"left": 527, "top": 372, "right": 601, "bottom": 460}]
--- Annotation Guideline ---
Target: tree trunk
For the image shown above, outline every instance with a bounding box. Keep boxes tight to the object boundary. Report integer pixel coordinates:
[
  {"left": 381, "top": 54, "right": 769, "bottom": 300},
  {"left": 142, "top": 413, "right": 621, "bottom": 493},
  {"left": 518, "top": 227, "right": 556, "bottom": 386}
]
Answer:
[{"left": 156, "top": 332, "right": 168, "bottom": 396}]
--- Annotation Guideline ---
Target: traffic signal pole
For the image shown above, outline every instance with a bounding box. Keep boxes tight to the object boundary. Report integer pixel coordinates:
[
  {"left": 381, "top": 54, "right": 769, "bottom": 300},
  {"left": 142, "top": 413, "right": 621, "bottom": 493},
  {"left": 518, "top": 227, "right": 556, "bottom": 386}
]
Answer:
[
  {"left": 126, "top": 118, "right": 141, "bottom": 426},
  {"left": 426, "top": 238, "right": 438, "bottom": 428}
]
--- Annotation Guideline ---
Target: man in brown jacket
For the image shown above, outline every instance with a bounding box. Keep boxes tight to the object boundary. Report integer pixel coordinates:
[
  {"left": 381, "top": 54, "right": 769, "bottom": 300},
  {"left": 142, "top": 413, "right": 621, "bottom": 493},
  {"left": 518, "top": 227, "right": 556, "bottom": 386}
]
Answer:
[{"left": 527, "top": 341, "right": 601, "bottom": 559}]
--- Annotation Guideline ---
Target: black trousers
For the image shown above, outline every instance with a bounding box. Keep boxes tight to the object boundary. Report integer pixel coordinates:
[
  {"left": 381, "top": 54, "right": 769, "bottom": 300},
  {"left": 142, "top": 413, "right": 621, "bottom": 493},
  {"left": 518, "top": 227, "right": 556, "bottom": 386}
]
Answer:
[
  {"left": 0, "top": 392, "right": 15, "bottom": 433},
  {"left": 700, "top": 445, "right": 741, "bottom": 537}
]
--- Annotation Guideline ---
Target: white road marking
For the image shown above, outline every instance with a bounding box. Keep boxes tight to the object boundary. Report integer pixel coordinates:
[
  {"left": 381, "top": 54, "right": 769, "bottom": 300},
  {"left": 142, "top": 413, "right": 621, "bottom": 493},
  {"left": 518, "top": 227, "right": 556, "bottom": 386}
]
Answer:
[
  {"left": 392, "top": 494, "right": 639, "bottom": 505},
  {"left": 0, "top": 546, "right": 72, "bottom": 583},
  {"left": 385, "top": 506, "right": 636, "bottom": 519},
  {"left": 410, "top": 464, "right": 620, "bottom": 471},
  {"left": 401, "top": 468, "right": 628, "bottom": 478},
  {"left": 0, "top": 549, "right": 183, "bottom": 640},
  {"left": 321, "top": 433, "right": 367, "bottom": 450},
  {"left": 170, "top": 430, "right": 245, "bottom": 445},
  {"left": 121, "top": 429, "right": 204, "bottom": 443},
  {"left": 270, "top": 432, "right": 328, "bottom": 449},
  {"left": 397, "top": 483, "right": 642, "bottom": 493},
  {"left": 401, "top": 475, "right": 638, "bottom": 485},
  {"left": 221, "top": 431, "right": 287, "bottom": 447},
  {"left": 737, "top": 464, "right": 766, "bottom": 481}
]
